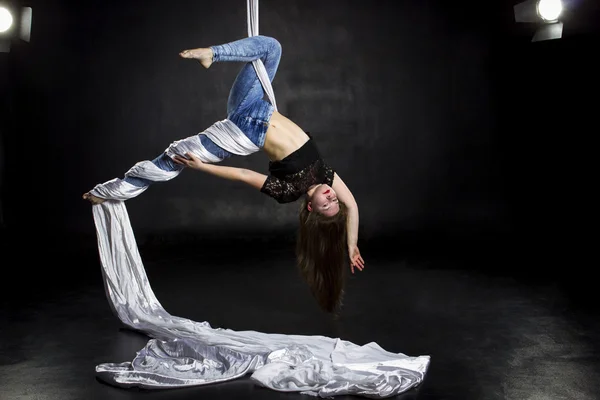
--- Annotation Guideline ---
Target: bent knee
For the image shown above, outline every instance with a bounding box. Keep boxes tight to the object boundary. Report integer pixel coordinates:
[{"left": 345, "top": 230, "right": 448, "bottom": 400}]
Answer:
[{"left": 258, "top": 35, "right": 281, "bottom": 54}]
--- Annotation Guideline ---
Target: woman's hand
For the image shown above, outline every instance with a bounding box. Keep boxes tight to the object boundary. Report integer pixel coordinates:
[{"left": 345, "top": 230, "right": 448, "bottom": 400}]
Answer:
[
  {"left": 173, "top": 152, "right": 207, "bottom": 171},
  {"left": 348, "top": 245, "right": 365, "bottom": 274}
]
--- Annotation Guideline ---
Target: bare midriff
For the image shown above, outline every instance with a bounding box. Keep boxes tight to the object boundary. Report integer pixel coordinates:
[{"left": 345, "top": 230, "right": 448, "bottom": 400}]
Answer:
[{"left": 262, "top": 111, "right": 310, "bottom": 162}]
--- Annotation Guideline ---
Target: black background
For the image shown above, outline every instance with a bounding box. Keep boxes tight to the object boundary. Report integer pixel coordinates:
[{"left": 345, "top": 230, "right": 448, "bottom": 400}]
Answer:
[
  {"left": 1, "top": 1, "right": 600, "bottom": 399},
  {"left": 1, "top": 0, "right": 598, "bottom": 288}
]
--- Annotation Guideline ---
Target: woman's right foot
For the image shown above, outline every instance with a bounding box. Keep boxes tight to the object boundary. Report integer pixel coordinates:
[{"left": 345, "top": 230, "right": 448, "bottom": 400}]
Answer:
[{"left": 179, "top": 48, "right": 213, "bottom": 69}]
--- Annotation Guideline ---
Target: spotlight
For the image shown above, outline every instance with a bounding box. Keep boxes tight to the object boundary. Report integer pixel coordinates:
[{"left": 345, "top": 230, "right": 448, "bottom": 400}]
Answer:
[
  {"left": 514, "top": 0, "right": 564, "bottom": 41},
  {"left": 0, "top": 7, "right": 13, "bottom": 33},
  {"left": 537, "top": 0, "right": 563, "bottom": 22}
]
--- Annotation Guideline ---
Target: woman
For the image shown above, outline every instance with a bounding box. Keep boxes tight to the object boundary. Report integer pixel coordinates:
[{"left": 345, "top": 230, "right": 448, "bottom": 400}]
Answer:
[{"left": 83, "top": 35, "right": 365, "bottom": 313}]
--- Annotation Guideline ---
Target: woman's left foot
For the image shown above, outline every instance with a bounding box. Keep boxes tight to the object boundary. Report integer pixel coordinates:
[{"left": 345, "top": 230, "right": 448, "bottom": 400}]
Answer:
[
  {"left": 83, "top": 192, "right": 106, "bottom": 205},
  {"left": 179, "top": 48, "right": 213, "bottom": 69}
]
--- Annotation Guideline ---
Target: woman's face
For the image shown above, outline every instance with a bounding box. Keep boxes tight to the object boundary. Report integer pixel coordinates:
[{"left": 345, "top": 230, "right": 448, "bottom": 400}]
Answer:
[{"left": 309, "top": 184, "right": 340, "bottom": 216}]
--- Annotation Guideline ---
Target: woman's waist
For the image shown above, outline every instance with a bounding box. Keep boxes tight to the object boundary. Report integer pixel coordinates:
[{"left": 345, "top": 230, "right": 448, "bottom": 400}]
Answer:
[{"left": 263, "top": 113, "right": 311, "bottom": 161}]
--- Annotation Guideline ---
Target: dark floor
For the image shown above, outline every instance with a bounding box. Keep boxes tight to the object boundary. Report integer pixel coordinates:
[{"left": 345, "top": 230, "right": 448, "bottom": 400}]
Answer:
[{"left": 1, "top": 233, "right": 599, "bottom": 400}]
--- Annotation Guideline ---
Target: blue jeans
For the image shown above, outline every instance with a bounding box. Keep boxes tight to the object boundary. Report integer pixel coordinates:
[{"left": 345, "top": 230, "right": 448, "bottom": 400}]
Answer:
[{"left": 125, "top": 35, "right": 281, "bottom": 187}]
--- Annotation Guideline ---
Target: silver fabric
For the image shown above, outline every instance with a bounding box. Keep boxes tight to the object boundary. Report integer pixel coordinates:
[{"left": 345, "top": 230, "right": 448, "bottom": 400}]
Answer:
[
  {"left": 164, "top": 134, "right": 223, "bottom": 164},
  {"left": 89, "top": 177, "right": 149, "bottom": 201},
  {"left": 201, "top": 119, "right": 260, "bottom": 156},
  {"left": 91, "top": 201, "right": 430, "bottom": 397}
]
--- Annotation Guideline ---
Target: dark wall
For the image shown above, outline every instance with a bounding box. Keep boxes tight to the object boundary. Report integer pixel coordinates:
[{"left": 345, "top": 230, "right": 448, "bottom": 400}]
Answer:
[
  {"left": 0, "top": 53, "right": 7, "bottom": 229},
  {"left": 1, "top": 0, "right": 597, "bottom": 253}
]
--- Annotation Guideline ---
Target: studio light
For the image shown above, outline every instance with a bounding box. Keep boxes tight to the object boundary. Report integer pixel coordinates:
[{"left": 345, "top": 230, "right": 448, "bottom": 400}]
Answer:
[
  {"left": 537, "top": 0, "right": 563, "bottom": 22},
  {"left": 0, "top": 3, "right": 32, "bottom": 53},
  {"left": 0, "top": 6, "right": 13, "bottom": 33},
  {"left": 514, "top": 0, "right": 564, "bottom": 41}
]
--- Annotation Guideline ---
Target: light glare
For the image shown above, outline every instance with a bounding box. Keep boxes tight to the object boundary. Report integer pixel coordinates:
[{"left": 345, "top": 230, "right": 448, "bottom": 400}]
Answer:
[
  {"left": 0, "top": 7, "right": 14, "bottom": 33},
  {"left": 537, "top": 0, "right": 563, "bottom": 22}
]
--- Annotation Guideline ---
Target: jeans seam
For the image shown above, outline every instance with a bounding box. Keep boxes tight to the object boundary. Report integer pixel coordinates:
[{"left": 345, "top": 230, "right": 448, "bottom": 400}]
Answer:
[{"left": 213, "top": 44, "right": 270, "bottom": 63}]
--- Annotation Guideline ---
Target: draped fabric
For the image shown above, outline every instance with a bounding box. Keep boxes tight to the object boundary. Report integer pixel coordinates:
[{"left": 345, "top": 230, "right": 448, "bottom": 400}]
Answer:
[{"left": 87, "top": 1, "right": 430, "bottom": 397}]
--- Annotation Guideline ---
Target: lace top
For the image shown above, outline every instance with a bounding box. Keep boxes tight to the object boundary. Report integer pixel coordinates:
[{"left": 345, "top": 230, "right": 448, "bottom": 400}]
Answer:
[{"left": 260, "top": 136, "right": 335, "bottom": 204}]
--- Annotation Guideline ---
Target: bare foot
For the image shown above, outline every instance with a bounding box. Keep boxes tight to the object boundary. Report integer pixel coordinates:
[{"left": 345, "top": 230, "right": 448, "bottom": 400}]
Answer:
[
  {"left": 83, "top": 192, "right": 106, "bottom": 205},
  {"left": 179, "top": 48, "right": 213, "bottom": 69}
]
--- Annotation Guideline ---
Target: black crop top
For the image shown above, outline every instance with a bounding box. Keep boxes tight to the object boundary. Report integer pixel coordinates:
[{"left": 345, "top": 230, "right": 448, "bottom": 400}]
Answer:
[{"left": 260, "top": 135, "right": 335, "bottom": 204}]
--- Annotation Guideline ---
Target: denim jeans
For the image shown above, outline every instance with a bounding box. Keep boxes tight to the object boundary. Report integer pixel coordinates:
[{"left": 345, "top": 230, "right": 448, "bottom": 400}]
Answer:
[{"left": 125, "top": 35, "right": 281, "bottom": 187}]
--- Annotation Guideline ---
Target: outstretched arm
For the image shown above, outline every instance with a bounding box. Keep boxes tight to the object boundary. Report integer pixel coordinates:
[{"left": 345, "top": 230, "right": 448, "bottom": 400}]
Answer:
[
  {"left": 332, "top": 173, "right": 365, "bottom": 273},
  {"left": 173, "top": 152, "right": 267, "bottom": 188}
]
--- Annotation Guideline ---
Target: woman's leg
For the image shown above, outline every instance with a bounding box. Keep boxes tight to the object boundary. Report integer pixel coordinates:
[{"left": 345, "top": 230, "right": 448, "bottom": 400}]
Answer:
[
  {"left": 123, "top": 153, "right": 184, "bottom": 187},
  {"left": 212, "top": 36, "right": 281, "bottom": 115},
  {"left": 122, "top": 135, "right": 233, "bottom": 188},
  {"left": 182, "top": 35, "right": 281, "bottom": 116}
]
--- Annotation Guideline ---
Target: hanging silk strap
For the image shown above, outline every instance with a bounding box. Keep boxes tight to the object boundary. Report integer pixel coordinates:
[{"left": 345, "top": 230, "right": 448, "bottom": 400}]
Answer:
[{"left": 247, "top": 0, "right": 277, "bottom": 111}]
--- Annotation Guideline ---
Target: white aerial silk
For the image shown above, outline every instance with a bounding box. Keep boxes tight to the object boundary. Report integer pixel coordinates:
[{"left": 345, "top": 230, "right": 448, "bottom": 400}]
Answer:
[{"left": 87, "top": 1, "right": 430, "bottom": 397}]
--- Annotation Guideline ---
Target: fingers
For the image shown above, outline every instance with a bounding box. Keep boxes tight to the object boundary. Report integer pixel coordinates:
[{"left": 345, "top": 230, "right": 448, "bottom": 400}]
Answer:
[
  {"left": 173, "top": 155, "right": 188, "bottom": 166},
  {"left": 351, "top": 256, "right": 365, "bottom": 272},
  {"left": 356, "top": 257, "right": 365, "bottom": 269},
  {"left": 173, "top": 153, "right": 197, "bottom": 166}
]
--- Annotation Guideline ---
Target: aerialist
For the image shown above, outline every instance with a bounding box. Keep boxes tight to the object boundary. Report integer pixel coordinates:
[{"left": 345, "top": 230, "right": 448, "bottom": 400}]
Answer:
[{"left": 83, "top": 35, "right": 365, "bottom": 313}]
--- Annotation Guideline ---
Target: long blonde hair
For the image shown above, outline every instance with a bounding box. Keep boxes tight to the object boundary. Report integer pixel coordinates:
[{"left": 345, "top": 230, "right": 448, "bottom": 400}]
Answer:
[{"left": 296, "top": 196, "right": 348, "bottom": 314}]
